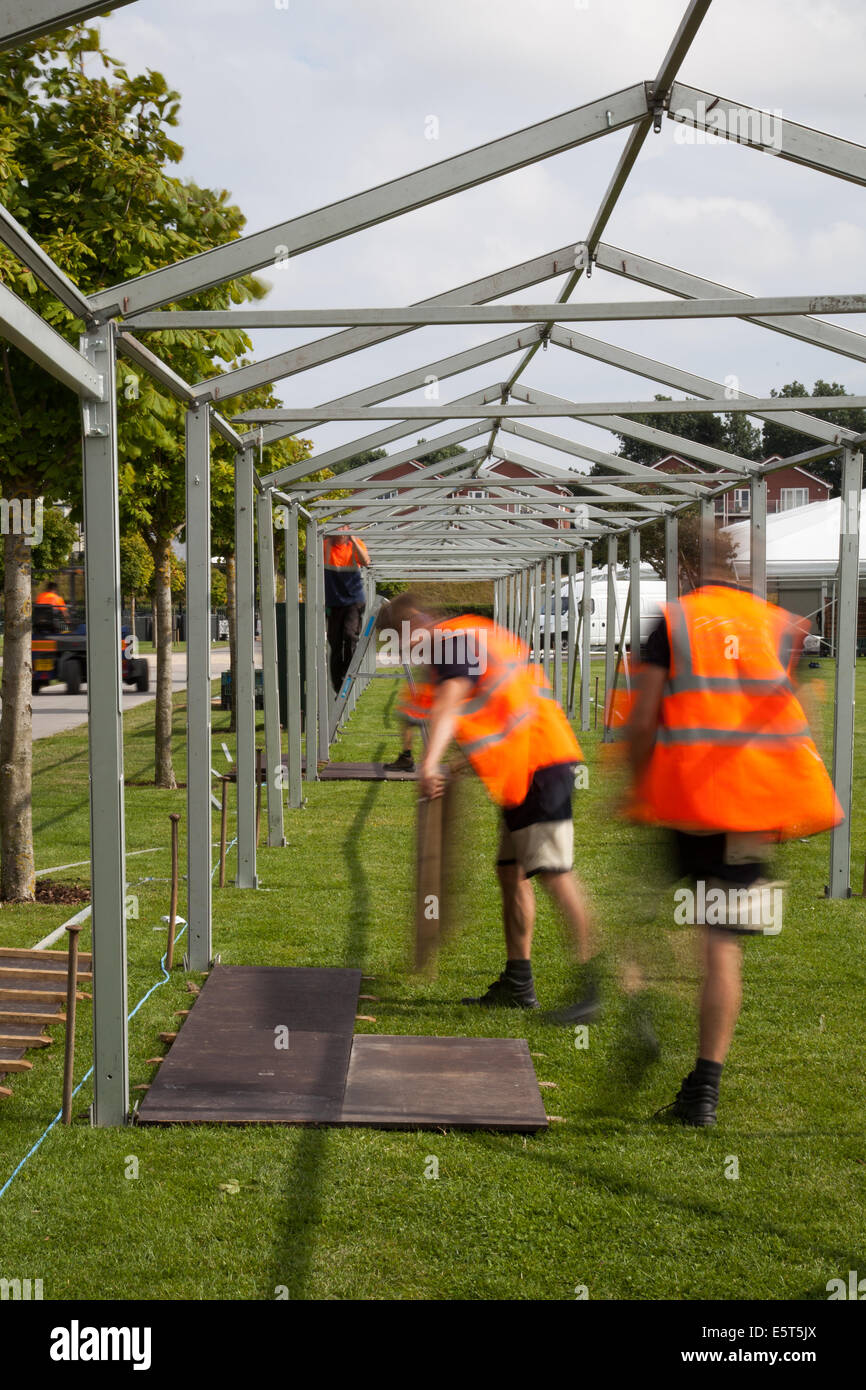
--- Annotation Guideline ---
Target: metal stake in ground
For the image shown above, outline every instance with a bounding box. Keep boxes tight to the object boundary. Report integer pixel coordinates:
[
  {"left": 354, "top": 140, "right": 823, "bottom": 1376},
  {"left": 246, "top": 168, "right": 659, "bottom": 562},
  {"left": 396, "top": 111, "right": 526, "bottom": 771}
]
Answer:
[
  {"left": 167, "top": 813, "right": 180, "bottom": 971},
  {"left": 62, "top": 924, "right": 81, "bottom": 1125},
  {"left": 255, "top": 747, "right": 263, "bottom": 847}
]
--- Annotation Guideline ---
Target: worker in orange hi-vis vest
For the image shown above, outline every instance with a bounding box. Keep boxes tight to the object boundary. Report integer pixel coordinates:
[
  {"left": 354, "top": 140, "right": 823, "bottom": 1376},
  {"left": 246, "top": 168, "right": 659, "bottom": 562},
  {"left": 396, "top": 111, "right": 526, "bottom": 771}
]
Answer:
[
  {"left": 322, "top": 527, "right": 370, "bottom": 693},
  {"left": 34, "top": 586, "right": 67, "bottom": 611},
  {"left": 384, "top": 678, "right": 434, "bottom": 773},
  {"left": 626, "top": 577, "right": 842, "bottom": 1128},
  {"left": 378, "top": 593, "right": 601, "bottom": 1023}
]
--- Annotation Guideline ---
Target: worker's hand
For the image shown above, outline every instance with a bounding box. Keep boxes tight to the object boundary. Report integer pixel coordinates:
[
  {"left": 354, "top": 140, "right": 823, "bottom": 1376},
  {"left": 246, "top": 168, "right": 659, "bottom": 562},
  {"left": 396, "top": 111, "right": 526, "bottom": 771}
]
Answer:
[{"left": 419, "top": 759, "right": 446, "bottom": 800}]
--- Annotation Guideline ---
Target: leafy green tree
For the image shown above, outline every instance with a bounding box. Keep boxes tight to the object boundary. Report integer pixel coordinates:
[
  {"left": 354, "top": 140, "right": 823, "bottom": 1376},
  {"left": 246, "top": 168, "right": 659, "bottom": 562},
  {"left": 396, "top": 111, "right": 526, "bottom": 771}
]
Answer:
[
  {"left": 0, "top": 505, "right": 77, "bottom": 591},
  {"left": 761, "top": 381, "right": 866, "bottom": 494},
  {"left": 0, "top": 26, "right": 270, "bottom": 890},
  {"left": 118, "top": 531, "right": 153, "bottom": 633}
]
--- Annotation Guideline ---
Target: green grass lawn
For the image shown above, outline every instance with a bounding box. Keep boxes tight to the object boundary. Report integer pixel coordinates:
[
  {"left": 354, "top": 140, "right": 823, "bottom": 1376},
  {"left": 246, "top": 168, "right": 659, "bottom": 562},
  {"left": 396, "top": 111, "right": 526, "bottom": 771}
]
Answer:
[{"left": 0, "top": 658, "right": 864, "bottom": 1300}]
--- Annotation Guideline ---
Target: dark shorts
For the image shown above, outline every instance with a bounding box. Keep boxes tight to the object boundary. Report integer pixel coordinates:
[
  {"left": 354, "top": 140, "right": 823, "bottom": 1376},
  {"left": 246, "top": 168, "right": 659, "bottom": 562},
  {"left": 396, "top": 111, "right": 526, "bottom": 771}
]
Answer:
[
  {"left": 496, "top": 763, "right": 577, "bottom": 877},
  {"left": 673, "top": 831, "right": 782, "bottom": 936}
]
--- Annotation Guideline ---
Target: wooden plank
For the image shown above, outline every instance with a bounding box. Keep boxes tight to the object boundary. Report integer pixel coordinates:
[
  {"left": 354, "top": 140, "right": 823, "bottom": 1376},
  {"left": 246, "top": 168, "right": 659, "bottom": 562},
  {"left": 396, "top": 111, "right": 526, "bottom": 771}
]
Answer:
[
  {"left": 0, "top": 1034, "right": 51, "bottom": 1048},
  {"left": 137, "top": 965, "right": 362, "bottom": 1126},
  {"left": 0, "top": 946, "right": 92, "bottom": 963},
  {"left": 414, "top": 791, "right": 444, "bottom": 971},
  {"left": 340, "top": 1036, "right": 549, "bottom": 1132},
  {"left": 0, "top": 966, "right": 92, "bottom": 981},
  {"left": 0, "top": 1086, "right": 12, "bottom": 1099},
  {"left": 0, "top": 988, "right": 82, "bottom": 1002},
  {"left": 0, "top": 1059, "right": 34, "bottom": 1073},
  {"left": 0, "top": 1010, "right": 65, "bottom": 1025}
]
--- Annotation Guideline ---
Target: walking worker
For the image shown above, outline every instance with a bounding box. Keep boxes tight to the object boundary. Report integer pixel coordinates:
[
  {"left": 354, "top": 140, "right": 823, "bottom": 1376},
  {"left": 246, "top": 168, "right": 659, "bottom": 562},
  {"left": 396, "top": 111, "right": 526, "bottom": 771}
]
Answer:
[
  {"left": 378, "top": 593, "right": 600, "bottom": 1022},
  {"left": 626, "top": 578, "right": 842, "bottom": 1127},
  {"left": 323, "top": 526, "right": 370, "bottom": 694}
]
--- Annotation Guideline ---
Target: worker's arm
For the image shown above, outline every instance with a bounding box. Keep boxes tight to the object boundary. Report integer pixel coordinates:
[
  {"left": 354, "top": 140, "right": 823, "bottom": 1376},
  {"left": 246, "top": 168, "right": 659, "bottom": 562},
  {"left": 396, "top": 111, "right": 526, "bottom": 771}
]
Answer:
[
  {"left": 626, "top": 664, "right": 666, "bottom": 779},
  {"left": 352, "top": 537, "right": 371, "bottom": 568},
  {"left": 419, "top": 676, "right": 472, "bottom": 799}
]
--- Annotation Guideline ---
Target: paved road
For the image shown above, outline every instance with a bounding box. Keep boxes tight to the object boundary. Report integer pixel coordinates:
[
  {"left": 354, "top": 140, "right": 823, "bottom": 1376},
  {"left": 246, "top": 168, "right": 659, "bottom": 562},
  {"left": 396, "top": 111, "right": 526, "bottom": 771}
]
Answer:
[{"left": 25, "top": 648, "right": 234, "bottom": 740}]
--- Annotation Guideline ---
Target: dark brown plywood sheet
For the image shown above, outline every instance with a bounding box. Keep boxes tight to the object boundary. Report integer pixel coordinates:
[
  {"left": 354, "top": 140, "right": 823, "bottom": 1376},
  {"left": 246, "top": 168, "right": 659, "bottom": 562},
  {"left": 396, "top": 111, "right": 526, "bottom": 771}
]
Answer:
[
  {"left": 137, "top": 965, "right": 361, "bottom": 1125},
  {"left": 340, "top": 1036, "right": 549, "bottom": 1132},
  {"left": 295, "top": 759, "right": 417, "bottom": 781}
]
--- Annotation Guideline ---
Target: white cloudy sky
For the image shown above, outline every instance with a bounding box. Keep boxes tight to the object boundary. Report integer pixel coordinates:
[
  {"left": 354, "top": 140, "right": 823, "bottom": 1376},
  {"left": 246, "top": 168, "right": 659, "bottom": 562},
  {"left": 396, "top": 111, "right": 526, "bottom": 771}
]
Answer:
[{"left": 95, "top": 0, "right": 866, "bottom": 471}]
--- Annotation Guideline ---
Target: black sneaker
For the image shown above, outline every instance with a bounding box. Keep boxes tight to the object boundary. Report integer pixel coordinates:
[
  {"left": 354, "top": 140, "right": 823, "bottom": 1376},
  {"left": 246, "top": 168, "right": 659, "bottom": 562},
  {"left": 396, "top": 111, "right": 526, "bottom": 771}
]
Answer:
[
  {"left": 384, "top": 749, "right": 415, "bottom": 772},
  {"left": 461, "top": 972, "right": 539, "bottom": 1009},
  {"left": 654, "top": 1071, "right": 718, "bottom": 1128}
]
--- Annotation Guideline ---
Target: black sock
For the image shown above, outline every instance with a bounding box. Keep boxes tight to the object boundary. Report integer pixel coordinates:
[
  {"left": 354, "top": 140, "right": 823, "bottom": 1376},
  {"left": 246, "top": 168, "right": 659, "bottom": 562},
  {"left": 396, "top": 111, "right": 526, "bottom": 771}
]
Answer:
[
  {"left": 504, "top": 958, "right": 533, "bottom": 983},
  {"left": 694, "top": 1057, "right": 723, "bottom": 1089}
]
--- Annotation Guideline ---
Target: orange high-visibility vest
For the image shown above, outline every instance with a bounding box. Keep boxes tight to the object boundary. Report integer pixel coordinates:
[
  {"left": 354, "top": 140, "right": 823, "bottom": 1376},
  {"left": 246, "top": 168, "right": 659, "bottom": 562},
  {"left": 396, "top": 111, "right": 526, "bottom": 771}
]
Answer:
[
  {"left": 35, "top": 589, "right": 66, "bottom": 608},
  {"left": 398, "top": 680, "right": 434, "bottom": 727},
  {"left": 434, "top": 616, "right": 582, "bottom": 807},
  {"left": 630, "top": 585, "right": 842, "bottom": 838},
  {"left": 322, "top": 535, "right": 370, "bottom": 570}
]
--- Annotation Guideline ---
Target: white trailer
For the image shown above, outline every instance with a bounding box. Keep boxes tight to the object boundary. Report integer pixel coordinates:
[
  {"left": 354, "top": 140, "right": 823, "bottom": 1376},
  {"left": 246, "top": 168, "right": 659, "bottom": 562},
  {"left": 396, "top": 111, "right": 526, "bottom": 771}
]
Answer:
[{"left": 537, "top": 565, "right": 666, "bottom": 651}]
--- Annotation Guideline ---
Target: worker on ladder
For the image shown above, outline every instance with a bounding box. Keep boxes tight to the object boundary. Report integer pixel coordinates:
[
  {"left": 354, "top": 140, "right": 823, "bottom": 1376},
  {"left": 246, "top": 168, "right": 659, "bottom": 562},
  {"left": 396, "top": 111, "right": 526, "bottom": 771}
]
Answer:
[{"left": 323, "top": 526, "right": 370, "bottom": 694}]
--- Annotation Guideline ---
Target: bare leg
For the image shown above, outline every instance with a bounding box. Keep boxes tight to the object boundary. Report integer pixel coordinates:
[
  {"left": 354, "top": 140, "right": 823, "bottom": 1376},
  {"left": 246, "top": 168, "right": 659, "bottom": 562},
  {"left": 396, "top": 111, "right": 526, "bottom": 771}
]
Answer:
[
  {"left": 497, "top": 862, "right": 536, "bottom": 959},
  {"left": 698, "top": 928, "right": 742, "bottom": 1063},
  {"left": 537, "top": 869, "right": 597, "bottom": 963}
]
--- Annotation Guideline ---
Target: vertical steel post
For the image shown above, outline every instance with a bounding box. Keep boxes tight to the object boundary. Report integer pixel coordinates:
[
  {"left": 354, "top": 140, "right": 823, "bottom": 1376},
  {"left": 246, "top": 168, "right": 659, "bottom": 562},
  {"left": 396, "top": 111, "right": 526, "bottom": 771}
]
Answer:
[
  {"left": 317, "top": 536, "right": 329, "bottom": 762},
  {"left": 664, "top": 513, "right": 678, "bottom": 604},
  {"left": 533, "top": 562, "right": 541, "bottom": 660},
  {"left": 553, "top": 555, "right": 563, "bottom": 704},
  {"left": 581, "top": 544, "right": 592, "bottom": 732},
  {"left": 256, "top": 493, "right": 285, "bottom": 848},
  {"left": 566, "top": 551, "right": 577, "bottom": 718},
  {"left": 284, "top": 505, "right": 303, "bottom": 809},
  {"left": 234, "top": 446, "right": 257, "bottom": 888},
  {"left": 185, "top": 405, "right": 212, "bottom": 970},
  {"left": 629, "top": 530, "right": 641, "bottom": 659},
  {"left": 700, "top": 498, "right": 715, "bottom": 583},
  {"left": 493, "top": 578, "right": 500, "bottom": 625},
  {"left": 304, "top": 519, "right": 319, "bottom": 783},
  {"left": 522, "top": 568, "right": 531, "bottom": 647},
  {"left": 605, "top": 536, "right": 617, "bottom": 719},
  {"left": 543, "top": 559, "right": 553, "bottom": 681},
  {"left": 80, "top": 324, "right": 128, "bottom": 1126},
  {"left": 828, "top": 447, "right": 862, "bottom": 897},
  {"left": 750, "top": 476, "right": 767, "bottom": 600}
]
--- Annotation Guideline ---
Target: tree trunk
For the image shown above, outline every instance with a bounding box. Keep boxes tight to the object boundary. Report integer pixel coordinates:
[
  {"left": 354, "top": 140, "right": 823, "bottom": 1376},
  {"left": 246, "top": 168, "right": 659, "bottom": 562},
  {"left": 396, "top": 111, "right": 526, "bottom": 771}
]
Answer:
[
  {"left": 0, "top": 528, "right": 35, "bottom": 901},
  {"left": 130, "top": 591, "right": 136, "bottom": 639},
  {"left": 226, "top": 551, "right": 237, "bottom": 734},
  {"left": 152, "top": 535, "right": 176, "bottom": 789}
]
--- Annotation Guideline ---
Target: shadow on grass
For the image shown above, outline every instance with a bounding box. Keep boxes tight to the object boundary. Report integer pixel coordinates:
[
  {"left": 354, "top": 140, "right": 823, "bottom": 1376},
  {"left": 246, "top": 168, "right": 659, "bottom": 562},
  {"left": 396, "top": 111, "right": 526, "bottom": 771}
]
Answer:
[{"left": 265, "top": 737, "right": 387, "bottom": 1299}]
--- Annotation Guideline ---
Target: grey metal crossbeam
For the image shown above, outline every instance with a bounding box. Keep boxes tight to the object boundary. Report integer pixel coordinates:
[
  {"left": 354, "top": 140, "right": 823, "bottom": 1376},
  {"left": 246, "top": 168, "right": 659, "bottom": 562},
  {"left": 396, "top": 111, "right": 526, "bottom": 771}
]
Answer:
[
  {"left": 0, "top": 282, "right": 101, "bottom": 398},
  {"left": 0, "top": 0, "right": 137, "bottom": 50},
  {"left": 234, "top": 395, "right": 866, "bottom": 423}
]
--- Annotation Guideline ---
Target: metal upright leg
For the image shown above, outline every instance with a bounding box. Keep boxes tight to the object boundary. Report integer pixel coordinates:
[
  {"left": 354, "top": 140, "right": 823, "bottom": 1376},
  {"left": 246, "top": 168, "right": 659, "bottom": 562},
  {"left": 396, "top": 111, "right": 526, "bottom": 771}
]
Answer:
[
  {"left": 543, "top": 559, "right": 553, "bottom": 682},
  {"left": 284, "top": 505, "right": 303, "bottom": 809},
  {"left": 256, "top": 493, "right": 285, "bottom": 848},
  {"left": 664, "top": 514, "right": 678, "bottom": 604},
  {"left": 750, "top": 477, "right": 767, "bottom": 600},
  {"left": 629, "top": 530, "right": 641, "bottom": 660},
  {"left": 604, "top": 536, "right": 617, "bottom": 726},
  {"left": 185, "top": 405, "right": 213, "bottom": 969},
  {"left": 566, "top": 552, "right": 577, "bottom": 718},
  {"left": 317, "top": 540, "right": 330, "bottom": 763},
  {"left": 553, "top": 554, "right": 563, "bottom": 704},
  {"left": 304, "top": 520, "right": 319, "bottom": 783},
  {"left": 234, "top": 446, "right": 257, "bottom": 888},
  {"left": 581, "top": 544, "right": 592, "bottom": 733},
  {"left": 533, "top": 563, "right": 542, "bottom": 661},
  {"left": 80, "top": 324, "right": 128, "bottom": 1127},
  {"left": 828, "top": 447, "right": 862, "bottom": 898},
  {"left": 700, "top": 498, "right": 715, "bottom": 583}
]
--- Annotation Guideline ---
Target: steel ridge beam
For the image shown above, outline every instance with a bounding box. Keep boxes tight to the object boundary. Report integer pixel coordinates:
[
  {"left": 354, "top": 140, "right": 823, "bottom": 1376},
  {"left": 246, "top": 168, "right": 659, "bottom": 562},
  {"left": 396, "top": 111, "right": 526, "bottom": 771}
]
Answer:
[
  {"left": 0, "top": 203, "right": 94, "bottom": 319},
  {"left": 89, "top": 83, "right": 650, "bottom": 317}
]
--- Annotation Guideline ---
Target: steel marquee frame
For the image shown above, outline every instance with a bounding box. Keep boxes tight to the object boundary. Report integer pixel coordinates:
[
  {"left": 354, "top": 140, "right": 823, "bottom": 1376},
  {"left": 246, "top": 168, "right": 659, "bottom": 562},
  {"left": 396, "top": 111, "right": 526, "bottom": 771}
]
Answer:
[{"left": 0, "top": 0, "right": 864, "bottom": 1124}]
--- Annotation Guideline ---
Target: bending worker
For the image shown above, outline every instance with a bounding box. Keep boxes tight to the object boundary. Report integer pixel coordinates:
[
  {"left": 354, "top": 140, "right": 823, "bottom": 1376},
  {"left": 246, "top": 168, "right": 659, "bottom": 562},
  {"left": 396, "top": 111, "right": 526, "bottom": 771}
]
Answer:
[
  {"left": 384, "top": 678, "right": 433, "bottom": 773},
  {"left": 379, "top": 593, "right": 600, "bottom": 1022},
  {"left": 626, "top": 577, "right": 842, "bottom": 1127},
  {"left": 323, "top": 526, "right": 370, "bottom": 694}
]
